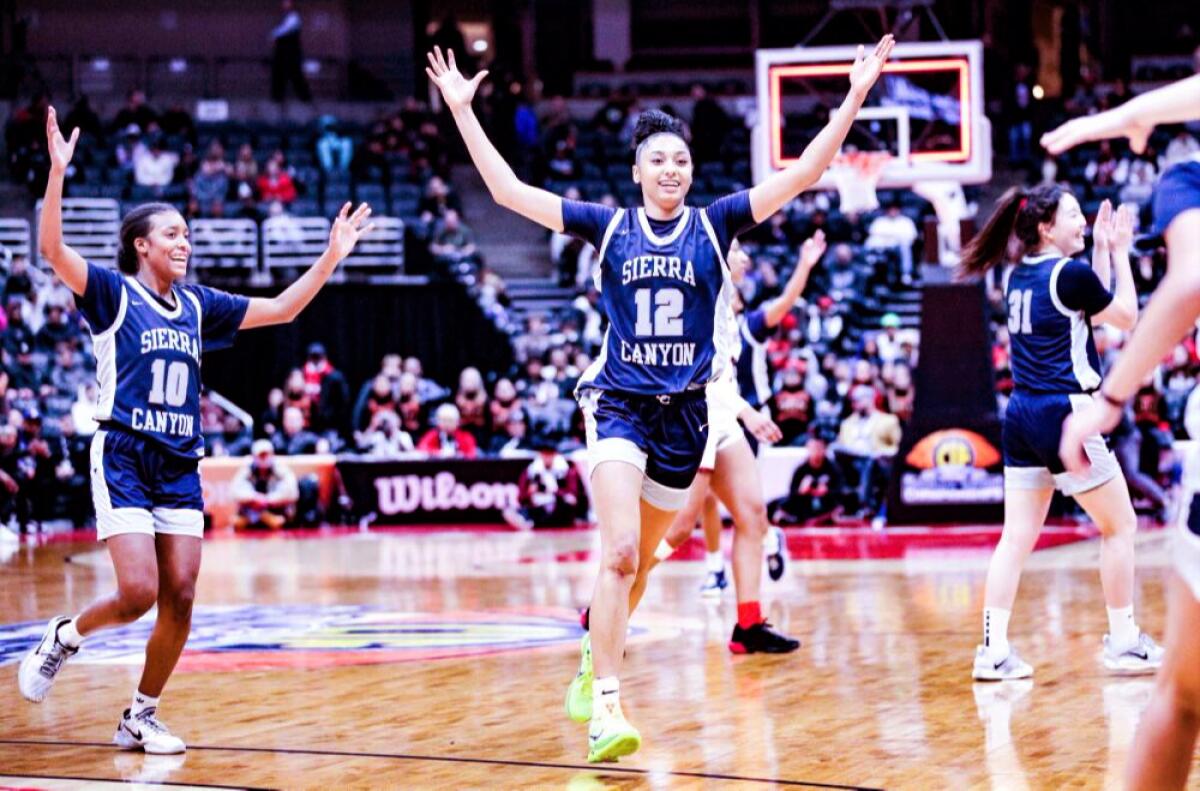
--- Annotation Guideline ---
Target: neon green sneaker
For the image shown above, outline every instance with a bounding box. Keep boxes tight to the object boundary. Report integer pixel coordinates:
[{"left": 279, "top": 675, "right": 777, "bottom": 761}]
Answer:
[
  {"left": 564, "top": 634, "right": 593, "bottom": 723},
  {"left": 586, "top": 706, "right": 642, "bottom": 763}
]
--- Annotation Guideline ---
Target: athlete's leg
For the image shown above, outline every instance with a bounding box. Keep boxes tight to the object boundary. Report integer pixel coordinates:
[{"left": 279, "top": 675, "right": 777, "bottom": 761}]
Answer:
[
  {"left": 74, "top": 533, "right": 161, "bottom": 635},
  {"left": 137, "top": 534, "right": 201, "bottom": 698},
  {"left": 984, "top": 486, "right": 1055, "bottom": 612},
  {"left": 975, "top": 483, "right": 1054, "bottom": 678},
  {"left": 588, "top": 460, "right": 645, "bottom": 681},
  {"left": 635, "top": 470, "right": 712, "bottom": 587},
  {"left": 1127, "top": 574, "right": 1200, "bottom": 791},
  {"left": 1074, "top": 475, "right": 1137, "bottom": 611},
  {"left": 701, "top": 491, "right": 722, "bottom": 555},
  {"left": 627, "top": 497, "right": 682, "bottom": 616},
  {"left": 710, "top": 440, "right": 767, "bottom": 609}
]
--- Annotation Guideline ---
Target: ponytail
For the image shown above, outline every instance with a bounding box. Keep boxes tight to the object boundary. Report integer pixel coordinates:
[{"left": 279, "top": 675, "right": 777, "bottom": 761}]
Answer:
[{"left": 957, "top": 184, "right": 1067, "bottom": 280}]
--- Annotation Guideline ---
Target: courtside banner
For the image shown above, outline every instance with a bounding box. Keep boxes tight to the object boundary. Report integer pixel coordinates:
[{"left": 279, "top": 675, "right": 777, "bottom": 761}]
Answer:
[{"left": 338, "top": 458, "right": 532, "bottom": 524}]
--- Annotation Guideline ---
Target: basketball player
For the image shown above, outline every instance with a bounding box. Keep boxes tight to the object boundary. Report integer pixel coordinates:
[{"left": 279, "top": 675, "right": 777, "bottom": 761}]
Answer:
[
  {"left": 630, "top": 232, "right": 828, "bottom": 656},
  {"left": 17, "top": 107, "right": 373, "bottom": 753},
  {"left": 1044, "top": 73, "right": 1200, "bottom": 790},
  {"left": 426, "top": 36, "right": 893, "bottom": 763},
  {"left": 958, "top": 185, "right": 1162, "bottom": 682}
]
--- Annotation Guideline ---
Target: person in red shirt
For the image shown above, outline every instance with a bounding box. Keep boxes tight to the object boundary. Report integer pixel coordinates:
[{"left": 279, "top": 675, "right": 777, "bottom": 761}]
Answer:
[
  {"left": 416, "top": 403, "right": 478, "bottom": 458},
  {"left": 257, "top": 158, "right": 297, "bottom": 204}
]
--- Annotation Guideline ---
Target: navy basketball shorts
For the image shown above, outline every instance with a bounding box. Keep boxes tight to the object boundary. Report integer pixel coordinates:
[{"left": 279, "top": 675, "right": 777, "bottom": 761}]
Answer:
[
  {"left": 1153, "top": 159, "right": 1200, "bottom": 237},
  {"left": 1175, "top": 442, "right": 1200, "bottom": 601},
  {"left": 1002, "top": 390, "right": 1119, "bottom": 496},
  {"left": 577, "top": 388, "right": 709, "bottom": 511},
  {"left": 90, "top": 426, "right": 205, "bottom": 541}
]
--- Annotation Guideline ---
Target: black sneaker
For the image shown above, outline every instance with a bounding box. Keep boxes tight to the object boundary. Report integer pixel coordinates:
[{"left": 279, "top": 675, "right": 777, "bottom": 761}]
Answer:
[
  {"left": 580, "top": 607, "right": 590, "bottom": 631},
  {"left": 728, "top": 621, "right": 801, "bottom": 654}
]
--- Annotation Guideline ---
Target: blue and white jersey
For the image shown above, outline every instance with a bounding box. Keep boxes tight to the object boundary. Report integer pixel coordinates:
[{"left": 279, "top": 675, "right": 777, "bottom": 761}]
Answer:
[
  {"left": 735, "top": 308, "right": 773, "bottom": 409},
  {"left": 76, "top": 263, "right": 249, "bottom": 458},
  {"left": 1005, "top": 253, "right": 1113, "bottom": 394},
  {"left": 564, "top": 193, "right": 756, "bottom": 395}
]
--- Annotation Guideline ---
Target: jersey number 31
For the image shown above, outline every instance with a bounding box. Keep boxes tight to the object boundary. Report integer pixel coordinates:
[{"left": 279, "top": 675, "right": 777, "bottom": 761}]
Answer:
[{"left": 1007, "top": 289, "right": 1032, "bottom": 335}]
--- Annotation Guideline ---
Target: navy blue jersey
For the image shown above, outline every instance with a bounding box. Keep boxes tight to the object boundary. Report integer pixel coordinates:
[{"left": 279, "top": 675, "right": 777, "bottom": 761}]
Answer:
[
  {"left": 76, "top": 264, "right": 249, "bottom": 458},
  {"left": 564, "top": 193, "right": 755, "bottom": 395},
  {"left": 1005, "top": 254, "right": 1113, "bottom": 394},
  {"left": 736, "top": 308, "right": 773, "bottom": 409}
]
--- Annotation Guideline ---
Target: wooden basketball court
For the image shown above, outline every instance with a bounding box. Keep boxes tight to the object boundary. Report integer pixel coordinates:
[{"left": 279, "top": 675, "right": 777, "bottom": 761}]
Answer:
[{"left": 1, "top": 523, "right": 1195, "bottom": 789}]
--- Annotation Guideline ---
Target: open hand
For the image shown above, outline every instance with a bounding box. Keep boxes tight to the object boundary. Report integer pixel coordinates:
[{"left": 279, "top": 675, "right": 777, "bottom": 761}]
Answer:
[
  {"left": 1092, "top": 200, "right": 1113, "bottom": 249},
  {"left": 1041, "top": 105, "right": 1152, "bottom": 156},
  {"left": 426, "top": 46, "right": 489, "bottom": 112},
  {"left": 742, "top": 409, "right": 783, "bottom": 444},
  {"left": 1059, "top": 400, "right": 1121, "bottom": 473},
  {"left": 848, "top": 35, "right": 895, "bottom": 98},
  {"left": 328, "top": 202, "right": 374, "bottom": 261},
  {"left": 1111, "top": 202, "right": 1135, "bottom": 253},
  {"left": 798, "top": 229, "right": 827, "bottom": 271},
  {"left": 46, "top": 106, "right": 79, "bottom": 173}
]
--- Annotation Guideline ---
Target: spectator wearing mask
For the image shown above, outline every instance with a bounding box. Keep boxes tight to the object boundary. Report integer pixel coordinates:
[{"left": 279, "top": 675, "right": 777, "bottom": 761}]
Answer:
[
  {"left": 489, "top": 378, "right": 522, "bottom": 431},
  {"left": 503, "top": 437, "right": 583, "bottom": 529},
  {"left": 233, "top": 440, "right": 300, "bottom": 530},
  {"left": 352, "top": 373, "right": 399, "bottom": 433},
  {"left": 395, "top": 372, "right": 425, "bottom": 436},
  {"left": 417, "top": 403, "right": 478, "bottom": 459},
  {"left": 771, "top": 365, "right": 814, "bottom": 446},
  {"left": 273, "top": 406, "right": 323, "bottom": 455},
  {"left": 8, "top": 340, "right": 46, "bottom": 393},
  {"left": 770, "top": 434, "right": 846, "bottom": 525},
  {"left": 356, "top": 410, "right": 414, "bottom": 458},
  {"left": 282, "top": 369, "right": 312, "bottom": 426}
]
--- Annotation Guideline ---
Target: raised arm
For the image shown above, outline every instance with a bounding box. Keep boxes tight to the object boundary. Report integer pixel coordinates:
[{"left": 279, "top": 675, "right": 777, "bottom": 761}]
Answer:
[
  {"left": 748, "top": 35, "right": 894, "bottom": 224},
  {"left": 1091, "top": 203, "right": 1138, "bottom": 331},
  {"left": 241, "top": 202, "right": 373, "bottom": 329},
  {"left": 426, "top": 47, "right": 564, "bottom": 232},
  {"left": 38, "top": 107, "right": 88, "bottom": 296},
  {"left": 763, "top": 230, "right": 826, "bottom": 328},
  {"left": 1042, "top": 74, "right": 1200, "bottom": 155}
]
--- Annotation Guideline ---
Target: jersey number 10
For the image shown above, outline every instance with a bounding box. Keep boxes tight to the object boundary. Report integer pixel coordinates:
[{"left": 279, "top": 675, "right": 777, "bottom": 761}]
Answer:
[
  {"left": 148, "top": 359, "right": 189, "bottom": 408},
  {"left": 1007, "top": 289, "right": 1033, "bottom": 335},
  {"left": 634, "top": 287, "right": 684, "bottom": 337}
]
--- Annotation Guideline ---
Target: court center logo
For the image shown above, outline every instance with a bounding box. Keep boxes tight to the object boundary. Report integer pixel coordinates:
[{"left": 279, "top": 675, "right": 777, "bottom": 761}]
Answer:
[{"left": 0, "top": 606, "right": 611, "bottom": 671}]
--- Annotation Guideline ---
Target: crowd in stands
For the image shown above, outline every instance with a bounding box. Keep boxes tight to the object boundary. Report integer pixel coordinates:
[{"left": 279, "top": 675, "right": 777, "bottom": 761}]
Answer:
[{"left": 6, "top": 51, "right": 1200, "bottom": 533}]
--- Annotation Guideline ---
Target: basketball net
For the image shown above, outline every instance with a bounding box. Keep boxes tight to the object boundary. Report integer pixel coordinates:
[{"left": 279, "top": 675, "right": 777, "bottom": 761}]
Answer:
[{"left": 829, "top": 150, "right": 892, "bottom": 215}]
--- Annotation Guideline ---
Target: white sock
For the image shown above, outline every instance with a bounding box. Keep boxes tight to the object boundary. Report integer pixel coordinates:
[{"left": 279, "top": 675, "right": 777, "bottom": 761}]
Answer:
[
  {"left": 1107, "top": 606, "right": 1139, "bottom": 650},
  {"left": 593, "top": 676, "right": 620, "bottom": 717},
  {"left": 983, "top": 607, "right": 1011, "bottom": 658},
  {"left": 56, "top": 618, "right": 83, "bottom": 649},
  {"left": 654, "top": 538, "right": 675, "bottom": 561},
  {"left": 131, "top": 691, "right": 159, "bottom": 717},
  {"left": 705, "top": 551, "right": 724, "bottom": 574}
]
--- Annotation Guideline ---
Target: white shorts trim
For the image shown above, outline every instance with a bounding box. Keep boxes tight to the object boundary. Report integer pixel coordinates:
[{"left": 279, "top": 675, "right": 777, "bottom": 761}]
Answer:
[
  {"left": 641, "top": 477, "right": 690, "bottom": 511},
  {"left": 153, "top": 508, "right": 205, "bottom": 538},
  {"left": 95, "top": 508, "right": 156, "bottom": 541},
  {"left": 1004, "top": 466, "right": 1055, "bottom": 490}
]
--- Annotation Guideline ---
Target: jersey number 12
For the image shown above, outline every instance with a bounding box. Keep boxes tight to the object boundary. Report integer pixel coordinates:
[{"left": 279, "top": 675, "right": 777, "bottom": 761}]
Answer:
[
  {"left": 1008, "top": 289, "right": 1033, "bottom": 334},
  {"left": 634, "top": 287, "right": 684, "bottom": 336},
  {"left": 148, "top": 359, "right": 189, "bottom": 407}
]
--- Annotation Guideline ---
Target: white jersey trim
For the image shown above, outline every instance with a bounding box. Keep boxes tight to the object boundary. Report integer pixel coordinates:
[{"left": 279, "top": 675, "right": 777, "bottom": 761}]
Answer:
[
  {"left": 593, "top": 208, "right": 626, "bottom": 293},
  {"left": 92, "top": 286, "right": 128, "bottom": 421},
  {"left": 1048, "top": 257, "right": 1101, "bottom": 391},
  {"left": 125, "top": 276, "right": 184, "bottom": 319},
  {"left": 698, "top": 208, "right": 735, "bottom": 385},
  {"left": 182, "top": 288, "right": 204, "bottom": 355},
  {"left": 637, "top": 207, "right": 690, "bottom": 246}
]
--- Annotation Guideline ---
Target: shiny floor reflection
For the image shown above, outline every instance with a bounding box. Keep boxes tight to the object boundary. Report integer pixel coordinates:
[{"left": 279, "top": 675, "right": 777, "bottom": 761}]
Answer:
[{"left": 0, "top": 525, "right": 1196, "bottom": 789}]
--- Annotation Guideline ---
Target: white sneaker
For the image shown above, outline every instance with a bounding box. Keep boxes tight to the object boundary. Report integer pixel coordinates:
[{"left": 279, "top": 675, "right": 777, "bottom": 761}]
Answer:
[
  {"left": 502, "top": 508, "right": 533, "bottom": 530},
  {"left": 972, "top": 645, "right": 1034, "bottom": 681},
  {"left": 1102, "top": 632, "right": 1165, "bottom": 674},
  {"left": 0, "top": 523, "right": 18, "bottom": 543},
  {"left": 699, "top": 568, "right": 728, "bottom": 598},
  {"left": 18, "top": 616, "right": 77, "bottom": 702},
  {"left": 114, "top": 707, "right": 186, "bottom": 754}
]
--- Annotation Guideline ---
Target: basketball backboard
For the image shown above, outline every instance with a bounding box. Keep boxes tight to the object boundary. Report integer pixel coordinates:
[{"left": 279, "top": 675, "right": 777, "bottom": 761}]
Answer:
[{"left": 753, "top": 40, "right": 990, "bottom": 189}]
